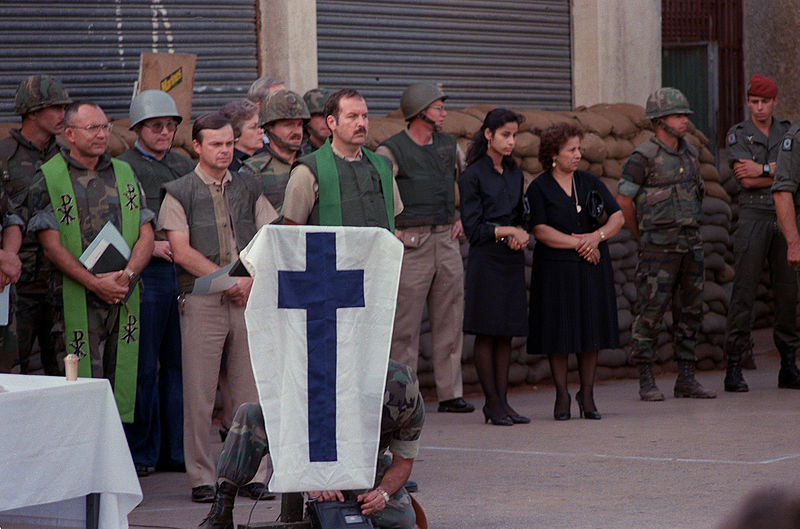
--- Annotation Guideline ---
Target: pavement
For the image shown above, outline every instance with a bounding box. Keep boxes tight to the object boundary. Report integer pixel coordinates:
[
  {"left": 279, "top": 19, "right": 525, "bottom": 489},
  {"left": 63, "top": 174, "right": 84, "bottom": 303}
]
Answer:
[{"left": 129, "top": 327, "right": 800, "bottom": 529}]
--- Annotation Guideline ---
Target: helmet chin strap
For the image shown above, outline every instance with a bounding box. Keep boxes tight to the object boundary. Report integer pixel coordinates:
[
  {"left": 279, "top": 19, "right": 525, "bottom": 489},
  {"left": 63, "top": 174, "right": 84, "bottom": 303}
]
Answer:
[
  {"left": 266, "top": 129, "right": 300, "bottom": 154},
  {"left": 418, "top": 112, "right": 442, "bottom": 132},
  {"left": 656, "top": 118, "right": 685, "bottom": 138}
]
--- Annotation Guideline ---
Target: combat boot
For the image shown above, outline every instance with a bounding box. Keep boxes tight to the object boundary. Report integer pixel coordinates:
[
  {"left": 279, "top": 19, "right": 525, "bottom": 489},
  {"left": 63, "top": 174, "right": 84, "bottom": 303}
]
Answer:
[
  {"left": 198, "top": 481, "right": 237, "bottom": 529},
  {"left": 674, "top": 360, "right": 717, "bottom": 398},
  {"left": 637, "top": 362, "right": 664, "bottom": 401},
  {"left": 778, "top": 352, "right": 800, "bottom": 389},
  {"left": 724, "top": 356, "right": 748, "bottom": 392}
]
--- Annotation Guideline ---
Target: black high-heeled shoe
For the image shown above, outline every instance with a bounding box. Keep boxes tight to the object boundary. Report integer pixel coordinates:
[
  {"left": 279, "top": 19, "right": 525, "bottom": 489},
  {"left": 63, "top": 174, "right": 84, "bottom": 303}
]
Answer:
[
  {"left": 553, "top": 392, "right": 571, "bottom": 421},
  {"left": 482, "top": 406, "right": 513, "bottom": 426},
  {"left": 576, "top": 390, "right": 601, "bottom": 420},
  {"left": 508, "top": 413, "right": 531, "bottom": 424}
]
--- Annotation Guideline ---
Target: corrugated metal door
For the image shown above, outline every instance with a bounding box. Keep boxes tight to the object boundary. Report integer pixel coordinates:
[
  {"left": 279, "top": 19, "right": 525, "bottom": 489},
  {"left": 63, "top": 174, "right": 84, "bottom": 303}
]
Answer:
[
  {"left": 0, "top": 0, "right": 258, "bottom": 120},
  {"left": 317, "top": 0, "right": 572, "bottom": 116}
]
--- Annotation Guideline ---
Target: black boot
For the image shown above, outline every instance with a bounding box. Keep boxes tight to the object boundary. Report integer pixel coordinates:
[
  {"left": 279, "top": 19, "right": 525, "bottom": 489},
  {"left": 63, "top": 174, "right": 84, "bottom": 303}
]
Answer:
[
  {"left": 724, "top": 356, "right": 748, "bottom": 392},
  {"left": 778, "top": 352, "right": 800, "bottom": 389},
  {"left": 198, "top": 481, "right": 237, "bottom": 529},
  {"left": 637, "top": 362, "right": 664, "bottom": 401},
  {"left": 674, "top": 360, "right": 716, "bottom": 398}
]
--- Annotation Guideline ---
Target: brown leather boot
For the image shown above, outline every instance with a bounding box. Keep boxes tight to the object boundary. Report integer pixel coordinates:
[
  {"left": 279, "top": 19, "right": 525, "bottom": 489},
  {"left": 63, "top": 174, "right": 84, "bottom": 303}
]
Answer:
[
  {"left": 198, "top": 481, "right": 237, "bottom": 529},
  {"left": 638, "top": 362, "right": 664, "bottom": 401},
  {"left": 674, "top": 360, "right": 716, "bottom": 398}
]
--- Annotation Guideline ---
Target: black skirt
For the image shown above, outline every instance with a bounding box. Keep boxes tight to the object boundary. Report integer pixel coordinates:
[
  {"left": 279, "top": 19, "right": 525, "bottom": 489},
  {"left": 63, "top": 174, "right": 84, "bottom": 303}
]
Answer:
[{"left": 463, "top": 242, "right": 528, "bottom": 337}]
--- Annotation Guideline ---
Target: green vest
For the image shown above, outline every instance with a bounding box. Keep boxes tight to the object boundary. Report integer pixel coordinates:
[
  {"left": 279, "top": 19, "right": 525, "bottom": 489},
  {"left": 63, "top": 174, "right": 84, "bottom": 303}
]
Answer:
[
  {"left": 295, "top": 140, "right": 394, "bottom": 230},
  {"left": 632, "top": 138, "right": 703, "bottom": 239},
  {"left": 241, "top": 147, "right": 292, "bottom": 214},
  {"left": 117, "top": 147, "right": 195, "bottom": 216},
  {"left": 39, "top": 153, "right": 141, "bottom": 423},
  {"left": 380, "top": 131, "right": 456, "bottom": 227},
  {"left": 162, "top": 171, "right": 261, "bottom": 293}
]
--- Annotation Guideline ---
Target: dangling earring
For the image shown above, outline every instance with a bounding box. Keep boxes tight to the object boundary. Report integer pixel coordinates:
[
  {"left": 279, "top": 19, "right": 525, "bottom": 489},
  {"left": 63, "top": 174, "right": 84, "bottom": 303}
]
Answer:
[{"left": 552, "top": 160, "right": 556, "bottom": 168}]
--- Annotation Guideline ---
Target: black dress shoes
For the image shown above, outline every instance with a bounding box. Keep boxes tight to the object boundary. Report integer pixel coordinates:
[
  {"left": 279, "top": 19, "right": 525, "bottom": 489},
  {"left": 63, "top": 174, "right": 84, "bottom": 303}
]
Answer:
[{"left": 437, "top": 397, "right": 475, "bottom": 413}]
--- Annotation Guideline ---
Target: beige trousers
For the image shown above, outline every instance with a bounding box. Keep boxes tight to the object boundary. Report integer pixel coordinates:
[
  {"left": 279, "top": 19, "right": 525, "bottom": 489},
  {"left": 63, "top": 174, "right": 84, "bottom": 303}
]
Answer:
[
  {"left": 390, "top": 225, "right": 465, "bottom": 401},
  {"left": 180, "top": 292, "right": 267, "bottom": 487}
]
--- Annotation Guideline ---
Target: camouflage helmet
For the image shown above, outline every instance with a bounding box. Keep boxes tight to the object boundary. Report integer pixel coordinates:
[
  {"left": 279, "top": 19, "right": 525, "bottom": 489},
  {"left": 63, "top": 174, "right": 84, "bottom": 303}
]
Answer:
[
  {"left": 401, "top": 82, "right": 448, "bottom": 121},
  {"left": 259, "top": 89, "right": 310, "bottom": 127},
  {"left": 14, "top": 75, "right": 72, "bottom": 116},
  {"left": 303, "top": 88, "right": 331, "bottom": 115},
  {"left": 129, "top": 89, "right": 183, "bottom": 129},
  {"left": 644, "top": 87, "right": 693, "bottom": 119}
]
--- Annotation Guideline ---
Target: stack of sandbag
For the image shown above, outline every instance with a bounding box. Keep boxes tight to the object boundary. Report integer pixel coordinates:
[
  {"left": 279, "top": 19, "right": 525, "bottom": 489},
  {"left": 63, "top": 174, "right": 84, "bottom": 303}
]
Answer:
[{"left": 368, "top": 102, "right": 736, "bottom": 393}]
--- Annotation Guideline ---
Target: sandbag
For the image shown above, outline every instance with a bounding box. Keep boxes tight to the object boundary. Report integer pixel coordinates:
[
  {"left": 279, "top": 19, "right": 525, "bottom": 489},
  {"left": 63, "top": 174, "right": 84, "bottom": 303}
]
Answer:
[
  {"left": 460, "top": 104, "right": 494, "bottom": 122},
  {"left": 699, "top": 146, "right": 715, "bottom": 164},
  {"left": 581, "top": 132, "right": 608, "bottom": 163},
  {"left": 602, "top": 158, "right": 623, "bottom": 179},
  {"left": 702, "top": 197, "right": 732, "bottom": 218},
  {"left": 609, "top": 103, "right": 649, "bottom": 129},
  {"left": 107, "top": 131, "right": 129, "bottom": 157},
  {"left": 704, "top": 181, "right": 731, "bottom": 202},
  {"left": 700, "top": 163, "right": 720, "bottom": 183},
  {"left": 605, "top": 136, "right": 634, "bottom": 159},
  {"left": 589, "top": 162, "right": 603, "bottom": 176},
  {"left": 599, "top": 176, "right": 619, "bottom": 196},
  {"left": 441, "top": 110, "right": 482, "bottom": 138},
  {"left": 630, "top": 129, "right": 654, "bottom": 150},
  {"left": 683, "top": 132, "right": 702, "bottom": 149},
  {"left": 514, "top": 132, "right": 540, "bottom": 157},
  {"left": 366, "top": 117, "right": 406, "bottom": 148},
  {"left": 522, "top": 156, "right": 544, "bottom": 175},
  {"left": 573, "top": 110, "right": 613, "bottom": 137},
  {"left": 587, "top": 104, "right": 638, "bottom": 138}
]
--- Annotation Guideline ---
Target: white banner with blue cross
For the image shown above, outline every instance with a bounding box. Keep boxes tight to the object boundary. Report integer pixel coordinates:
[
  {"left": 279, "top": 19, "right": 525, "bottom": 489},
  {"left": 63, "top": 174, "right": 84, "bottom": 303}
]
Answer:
[{"left": 241, "top": 225, "right": 403, "bottom": 492}]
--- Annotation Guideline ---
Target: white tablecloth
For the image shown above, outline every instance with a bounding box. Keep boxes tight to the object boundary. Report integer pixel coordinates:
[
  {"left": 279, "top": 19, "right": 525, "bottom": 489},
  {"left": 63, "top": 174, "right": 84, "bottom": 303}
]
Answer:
[{"left": 0, "top": 375, "right": 142, "bottom": 528}]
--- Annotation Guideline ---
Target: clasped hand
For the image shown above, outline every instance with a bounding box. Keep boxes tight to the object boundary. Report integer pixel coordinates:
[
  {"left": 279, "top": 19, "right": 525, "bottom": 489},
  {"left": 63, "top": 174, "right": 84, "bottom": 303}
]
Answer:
[
  {"left": 573, "top": 232, "right": 600, "bottom": 265},
  {"left": 504, "top": 227, "right": 529, "bottom": 251},
  {"left": 93, "top": 270, "right": 129, "bottom": 305}
]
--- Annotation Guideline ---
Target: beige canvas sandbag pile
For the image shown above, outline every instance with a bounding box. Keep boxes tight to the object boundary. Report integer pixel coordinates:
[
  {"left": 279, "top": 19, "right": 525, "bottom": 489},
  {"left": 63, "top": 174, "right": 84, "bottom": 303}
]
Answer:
[{"left": 368, "top": 103, "right": 737, "bottom": 393}]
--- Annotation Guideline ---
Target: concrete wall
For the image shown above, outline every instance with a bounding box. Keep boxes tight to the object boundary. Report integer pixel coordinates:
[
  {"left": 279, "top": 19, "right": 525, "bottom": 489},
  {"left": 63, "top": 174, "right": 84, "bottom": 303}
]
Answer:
[
  {"left": 571, "top": 0, "right": 661, "bottom": 108},
  {"left": 257, "top": 0, "right": 318, "bottom": 95},
  {"left": 742, "top": 0, "right": 800, "bottom": 121}
]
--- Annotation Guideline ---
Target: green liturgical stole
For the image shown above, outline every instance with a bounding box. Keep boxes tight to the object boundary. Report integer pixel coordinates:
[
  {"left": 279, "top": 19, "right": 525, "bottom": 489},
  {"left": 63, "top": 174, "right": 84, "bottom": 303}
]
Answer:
[
  {"left": 313, "top": 139, "right": 395, "bottom": 232},
  {"left": 40, "top": 154, "right": 141, "bottom": 423}
]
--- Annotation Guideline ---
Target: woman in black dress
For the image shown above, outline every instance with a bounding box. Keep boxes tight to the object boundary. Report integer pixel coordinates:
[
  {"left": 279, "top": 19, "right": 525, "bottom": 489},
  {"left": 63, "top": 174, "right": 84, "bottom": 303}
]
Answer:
[
  {"left": 460, "top": 108, "right": 530, "bottom": 426},
  {"left": 526, "top": 122, "right": 624, "bottom": 420}
]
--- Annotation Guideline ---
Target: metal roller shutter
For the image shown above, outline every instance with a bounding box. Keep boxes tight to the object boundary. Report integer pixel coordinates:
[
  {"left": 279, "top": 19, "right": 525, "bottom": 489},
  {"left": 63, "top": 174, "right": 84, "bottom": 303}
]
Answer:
[
  {"left": 0, "top": 1, "right": 258, "bottom": 120},
  {"left": 317, "top": 0, "right": 572, "bottom": 116}
]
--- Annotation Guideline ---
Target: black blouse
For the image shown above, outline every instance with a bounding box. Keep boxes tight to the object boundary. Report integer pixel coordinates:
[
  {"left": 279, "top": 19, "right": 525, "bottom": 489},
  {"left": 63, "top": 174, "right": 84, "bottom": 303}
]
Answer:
[{"left": 459, "top": 155, "right": 525, "bottom": 247}]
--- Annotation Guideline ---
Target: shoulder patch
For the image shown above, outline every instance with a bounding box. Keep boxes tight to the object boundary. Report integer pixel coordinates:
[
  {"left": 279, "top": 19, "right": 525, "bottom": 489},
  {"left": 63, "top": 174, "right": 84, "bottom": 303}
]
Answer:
[
  {"left": 726, "top": 133, "right": 737, "bottom": 146},
  {"left": 783, "top": 137, "right": 793, "bottom": 151}
]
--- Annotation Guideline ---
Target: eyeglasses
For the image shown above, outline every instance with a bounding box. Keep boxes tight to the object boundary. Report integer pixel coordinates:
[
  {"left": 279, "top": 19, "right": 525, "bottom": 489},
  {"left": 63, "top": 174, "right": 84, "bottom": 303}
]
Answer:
[
  {"left": 428, "top": 105, "right": 446, "bottom": 113},
  {"left": 142, "top": 120, "right": 178, "bottom": 133},
  {"left": 70, "top": 122, "right": 113, "bottom": 136}
]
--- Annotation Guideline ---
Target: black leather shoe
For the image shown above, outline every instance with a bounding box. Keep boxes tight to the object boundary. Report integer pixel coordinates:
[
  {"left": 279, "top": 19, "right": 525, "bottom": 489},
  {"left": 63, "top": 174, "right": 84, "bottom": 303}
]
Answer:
[
  {"left": 238, "top": 482, "right": 276, "bottom": 500},
  {"left": 438, "top": 397, "right": 475, "bottom": 413},
  {"left": 192, "top": 485, "right": 216, "bottom": 503}
]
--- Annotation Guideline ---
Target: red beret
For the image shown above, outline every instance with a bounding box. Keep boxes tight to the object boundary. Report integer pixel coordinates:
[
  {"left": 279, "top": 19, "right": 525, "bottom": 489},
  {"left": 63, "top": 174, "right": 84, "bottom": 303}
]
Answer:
[{"left": 747, "top": 74, "right": 778, "bottom": 99}]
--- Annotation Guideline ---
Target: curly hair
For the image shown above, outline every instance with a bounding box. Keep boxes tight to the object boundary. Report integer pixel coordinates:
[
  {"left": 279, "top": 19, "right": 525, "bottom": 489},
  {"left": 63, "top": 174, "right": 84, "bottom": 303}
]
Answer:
[
  {"left": 538, "top": 122, "right": 585, "bottom": 169},
  {"left": 219, "top": 99, "right": 259, "bottom": 139}
]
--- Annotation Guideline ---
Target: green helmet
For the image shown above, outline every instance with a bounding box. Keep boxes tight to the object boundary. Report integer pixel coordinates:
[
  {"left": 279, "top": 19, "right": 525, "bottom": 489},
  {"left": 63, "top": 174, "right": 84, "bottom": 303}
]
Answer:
[
  {"left": 303, "top": 88, "right": 331, "bottom": 115},
  {"left": 259, "top": 89, "right": 310, "bottom": 127},
  {"left": 644, "top": 87, "right": 693, "bottom": 119},
  {"left": 129, "top": 89, "right": 182, "bottom": 129},
  {"left": 400, "top": 83, "right": 448, "bottom": 121},
  {"left": 14, "top": 75, "right": 72, "bottom": 116}
]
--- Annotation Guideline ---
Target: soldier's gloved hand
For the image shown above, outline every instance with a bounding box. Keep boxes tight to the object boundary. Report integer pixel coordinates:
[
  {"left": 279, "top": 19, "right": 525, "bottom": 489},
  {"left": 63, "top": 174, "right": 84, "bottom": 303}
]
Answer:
[{"left": 93, "top": 271, "right": 130, "bottom": 305}]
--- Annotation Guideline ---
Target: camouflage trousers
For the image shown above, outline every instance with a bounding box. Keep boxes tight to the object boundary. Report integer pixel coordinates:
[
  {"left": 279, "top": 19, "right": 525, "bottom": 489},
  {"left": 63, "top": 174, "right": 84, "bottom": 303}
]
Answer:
[
  {"left": 52, "top": 302, "right": 121, "bottom": 384},
  {"left": 15, "top": 285, "right": 59, "bottom": 374},
  {"left": 631, "top": 246, "right": 704, "bottom": 363},
  {"left": 218, "top": 403, "right": 416, "bottom": 529}
]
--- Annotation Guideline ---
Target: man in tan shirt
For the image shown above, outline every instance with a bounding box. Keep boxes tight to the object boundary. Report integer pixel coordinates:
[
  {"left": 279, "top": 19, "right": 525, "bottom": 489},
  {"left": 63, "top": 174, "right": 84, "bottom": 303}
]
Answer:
[{"left": 157, "top": 112, "right": 277, "bottom": 503}]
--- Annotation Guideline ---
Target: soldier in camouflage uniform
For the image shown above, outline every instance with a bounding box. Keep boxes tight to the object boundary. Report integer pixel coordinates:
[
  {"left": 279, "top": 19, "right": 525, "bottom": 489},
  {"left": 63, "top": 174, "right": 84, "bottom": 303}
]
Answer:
[
  {"left": 198, "top": 360, "right": 425, "bottom": 529},
  {"left": 618, "top": 87, "right": 716, "bottom": 401},
  {"left": 0, "top": 75, "right": 72, "bottom": 374},
  {"left": 723, "top": 75, "right": 800, "bottom": 392},
  {"left": 240, "top": 89, "right": 310, "bottom": 214},
  {"left": 301, "top": 88, "right": 331, "bottom": 155},
  {"left": 27, "top": 101, "right": 154, "bottom": 406},
  {"left": 0, "top": 189, "right": 23, "bottom": 373}
]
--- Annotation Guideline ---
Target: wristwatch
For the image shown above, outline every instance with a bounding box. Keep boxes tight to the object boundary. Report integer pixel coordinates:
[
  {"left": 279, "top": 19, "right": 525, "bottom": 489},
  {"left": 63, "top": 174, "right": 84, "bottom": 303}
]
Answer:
[
  {"left": 763, "top": 163, "right": 771, "bottom": 176},
  {"left": 123, "top": 267, "right": 138, "bottom": 284}
]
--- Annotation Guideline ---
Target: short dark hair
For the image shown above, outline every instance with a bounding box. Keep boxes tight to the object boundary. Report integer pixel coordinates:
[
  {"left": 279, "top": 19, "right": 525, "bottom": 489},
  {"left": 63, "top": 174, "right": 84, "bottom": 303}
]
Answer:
[
  {"left": 192, "top": 112, "right": 231, "bottom": 143},
  {"left": 465, "top": 108, "right": 524, "bottom": 167},
  {"left": 323, "top": 88, "right": 364, "bottom": 121},
  {"left": 65, "top": 100, "right": 102, "bottom": 127},
  {"left": 218, "top": 99, "right": 259, "bottom": 139},
  {"left": 538, "top": 122, "right": 586, "bottom": 169}
]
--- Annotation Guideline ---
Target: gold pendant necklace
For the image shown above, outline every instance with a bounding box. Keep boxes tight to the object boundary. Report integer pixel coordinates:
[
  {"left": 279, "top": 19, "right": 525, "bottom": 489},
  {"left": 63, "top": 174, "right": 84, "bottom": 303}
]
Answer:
[{"left": 572, "top": 178, "right": 581, "bottom": 213}]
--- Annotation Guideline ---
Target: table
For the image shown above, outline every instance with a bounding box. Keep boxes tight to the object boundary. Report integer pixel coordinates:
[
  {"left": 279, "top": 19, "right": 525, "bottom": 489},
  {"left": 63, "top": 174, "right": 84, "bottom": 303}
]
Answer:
[{"left": 0, "top": 374, "right": 142, "bottom": 528}]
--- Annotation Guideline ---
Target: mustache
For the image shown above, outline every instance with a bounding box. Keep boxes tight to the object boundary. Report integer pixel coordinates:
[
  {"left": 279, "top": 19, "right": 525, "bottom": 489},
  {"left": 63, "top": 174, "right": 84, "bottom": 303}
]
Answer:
[{"left": 354, "top": 127, "right": 366, "bottom": 135}]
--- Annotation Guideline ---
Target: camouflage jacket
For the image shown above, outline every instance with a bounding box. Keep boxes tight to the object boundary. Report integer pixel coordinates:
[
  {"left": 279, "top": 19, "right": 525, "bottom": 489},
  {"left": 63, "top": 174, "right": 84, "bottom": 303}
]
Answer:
[
  {"left": 380, "top": 360, "right": 425, "bottom": 460},
  {"left": 0, "top": 129, "right": 59, "bottom": 284},
  {"left": 27, "top": 148, "right": 155, "bottom": 305},
  {"left": 619, "top": 136, "right": 703, "bottom": 250},
  {"left": 240, "top": 145, "right": 292, "bottom": 213}
]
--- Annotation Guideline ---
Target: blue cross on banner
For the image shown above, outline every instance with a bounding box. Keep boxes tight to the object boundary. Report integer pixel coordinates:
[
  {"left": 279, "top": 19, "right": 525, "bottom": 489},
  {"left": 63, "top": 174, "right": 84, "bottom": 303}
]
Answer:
[
  {"left": 278, "top": 232, "right": 365, "bottom": 462},
  {"left": 241, "top": 225, "right": 403, "bottom": 492}
]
